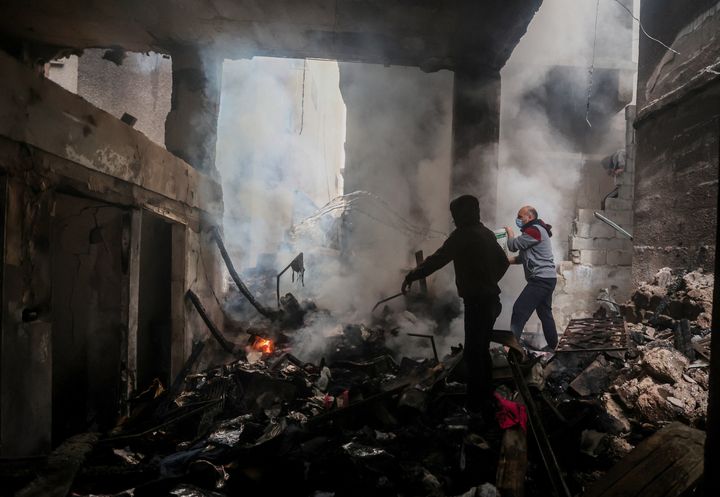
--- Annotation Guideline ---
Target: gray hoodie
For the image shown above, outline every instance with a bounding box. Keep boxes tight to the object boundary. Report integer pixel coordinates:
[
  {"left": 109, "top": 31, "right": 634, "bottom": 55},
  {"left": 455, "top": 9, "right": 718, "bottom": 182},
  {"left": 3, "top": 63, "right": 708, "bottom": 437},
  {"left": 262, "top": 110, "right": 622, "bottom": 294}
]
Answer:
[{"left": 507, "top": 221, "right": 557, "bottom": 280}]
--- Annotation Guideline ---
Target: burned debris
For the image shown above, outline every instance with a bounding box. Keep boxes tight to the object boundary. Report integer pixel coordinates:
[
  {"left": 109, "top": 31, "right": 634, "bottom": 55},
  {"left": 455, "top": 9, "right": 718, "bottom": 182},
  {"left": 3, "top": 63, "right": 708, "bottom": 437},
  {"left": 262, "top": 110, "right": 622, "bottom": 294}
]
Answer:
[
  {"left": 3, "top": 257, "right": 712, "bottom": 497},
  {"left": 0, "top": 1, "right": 718, "bottom": 496}
]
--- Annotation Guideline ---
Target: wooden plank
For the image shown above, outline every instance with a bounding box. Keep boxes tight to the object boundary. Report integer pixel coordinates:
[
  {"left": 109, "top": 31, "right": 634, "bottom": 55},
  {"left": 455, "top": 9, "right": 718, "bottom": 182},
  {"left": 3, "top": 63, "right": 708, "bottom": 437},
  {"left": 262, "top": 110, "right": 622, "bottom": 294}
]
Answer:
[
  {"left": 583, "top": 423, "right": 705, "bottom": 497},
  {"left": 16, "top": 433, "right": 98, "bottom": 497},
  {"left": 496, "top": 425, "right": 528, "bottom": 497}
]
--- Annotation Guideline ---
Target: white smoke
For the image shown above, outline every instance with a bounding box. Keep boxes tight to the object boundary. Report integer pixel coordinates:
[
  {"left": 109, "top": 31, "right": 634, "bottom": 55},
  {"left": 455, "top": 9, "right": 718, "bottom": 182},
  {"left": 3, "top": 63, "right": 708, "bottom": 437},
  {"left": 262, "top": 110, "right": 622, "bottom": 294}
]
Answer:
[{"left": 495, "top": 0, "right": 636, "bottom": 334}]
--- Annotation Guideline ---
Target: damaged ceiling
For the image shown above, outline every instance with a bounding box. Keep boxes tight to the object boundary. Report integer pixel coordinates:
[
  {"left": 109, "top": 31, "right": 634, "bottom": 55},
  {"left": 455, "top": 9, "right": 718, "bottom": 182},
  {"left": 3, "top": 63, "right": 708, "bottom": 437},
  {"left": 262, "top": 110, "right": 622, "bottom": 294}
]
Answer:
[{"left": 0, "top": 0, "right": 542, "bottom": 71}]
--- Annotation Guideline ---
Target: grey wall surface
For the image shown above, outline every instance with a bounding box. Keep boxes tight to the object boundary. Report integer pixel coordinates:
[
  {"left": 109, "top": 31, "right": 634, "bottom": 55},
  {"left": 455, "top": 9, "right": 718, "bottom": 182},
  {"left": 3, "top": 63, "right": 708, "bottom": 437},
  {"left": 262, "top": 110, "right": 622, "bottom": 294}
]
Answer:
[{"left": 632, "top": 0, "right": 720, "bottom": 283}]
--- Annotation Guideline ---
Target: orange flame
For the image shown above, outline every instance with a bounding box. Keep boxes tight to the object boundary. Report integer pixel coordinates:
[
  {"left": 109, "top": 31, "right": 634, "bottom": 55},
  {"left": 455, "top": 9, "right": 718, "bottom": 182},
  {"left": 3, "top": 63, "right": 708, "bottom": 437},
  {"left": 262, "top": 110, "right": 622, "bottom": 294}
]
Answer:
[{"left": 252, "top": 337, "right": 274, "bottom": 354}]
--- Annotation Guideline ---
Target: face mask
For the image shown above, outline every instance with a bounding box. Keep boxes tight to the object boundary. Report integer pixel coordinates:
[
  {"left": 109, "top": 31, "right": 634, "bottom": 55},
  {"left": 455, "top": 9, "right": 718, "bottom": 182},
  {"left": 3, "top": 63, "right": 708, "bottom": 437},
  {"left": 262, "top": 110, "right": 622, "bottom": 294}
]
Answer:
[{"left": 515, "top": 218, "right": 524, "bottom": 229}]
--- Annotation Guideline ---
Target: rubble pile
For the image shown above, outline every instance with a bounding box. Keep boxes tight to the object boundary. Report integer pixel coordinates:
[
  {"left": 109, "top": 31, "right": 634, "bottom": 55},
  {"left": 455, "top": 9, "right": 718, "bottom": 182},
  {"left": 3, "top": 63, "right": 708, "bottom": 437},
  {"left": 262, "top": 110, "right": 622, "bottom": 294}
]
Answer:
[
  {"left": 621, "top": 267, "right": 714, "bottom": 330},
  {"left": 4, "top": 262, "right": 712, "bottom": 497},
  {"left": 60, "top": 342, "right": 521, "bottom": 497},
  {"left": 538, "top": 267, "right": 712, "bottom": 490}
]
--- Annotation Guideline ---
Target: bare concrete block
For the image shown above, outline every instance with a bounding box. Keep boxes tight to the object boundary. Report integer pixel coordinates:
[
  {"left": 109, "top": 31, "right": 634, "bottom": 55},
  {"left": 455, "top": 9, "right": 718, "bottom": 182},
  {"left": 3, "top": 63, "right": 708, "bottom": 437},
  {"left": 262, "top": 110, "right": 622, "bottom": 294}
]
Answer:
[
  {"left": 604, "top": 198, "right": 632, "bottom": 211},
  {"left": 603, "top": 210, "right": 633, "bottom": 226},
  {"left": 577, "top": 209, "right": 596, "bottom": 224},
  {"left": 607, "top": 250, "right": 633, "bottom": 266},
  {"left": 574, "top": 221, "right": 591, "bottom": 238},
  {"left": 571, "top": 250, "right": 581, "bottom": 264},
  {"left": 570, "top": 237, "right": 594, "bottom": 250},
  {"left": 617, "top": 184, "right": 634, "bottom": 200},
  {"left": 642, "top": 347, "right": 689, "bottom": 384},
  {"left": 580, "top": 249, "right": 607, "bottom": 265},
  {"left": 589, "top": 221, "right": 616, "bottom": 238}
]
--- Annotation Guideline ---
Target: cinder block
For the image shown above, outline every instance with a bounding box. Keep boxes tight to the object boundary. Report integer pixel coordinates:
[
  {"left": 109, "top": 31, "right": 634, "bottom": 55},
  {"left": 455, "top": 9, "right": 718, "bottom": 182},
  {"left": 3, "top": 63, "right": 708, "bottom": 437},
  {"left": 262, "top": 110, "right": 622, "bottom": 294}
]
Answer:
[
  {"left": 597, "top": 238, "right": 630, "bottom": 250},
  {"left": 580, "top": 249, "right": 607, "bottom": 265},
  {"left": 607, "top": 250, "right": 633, "bottom": 266},
  {"left": 572, "top": 236, "right": 627, "bottom": 251},
  {"left": 603, "top": 210, "right": 632, "bottom": 223},
  {"left": 571, "top": 249, "right": 581, "bottom": 264},
  {"left": 589, "top": 222, "right": 616, "bottom": 238},
  {"left": 577, "top": 209, "right": 596, "bottom": 224},
  {"left": 574, "top": 221, "right": 591, "bottom": 238},
  {"left": 617, "top": 184, "right": 634, "bottom": 200},
  {"left": 604, "top": 198, "right": 633, "bottom": 211},
  {"left": 570, "top": 237, "right": 595, "bottom": 250}
]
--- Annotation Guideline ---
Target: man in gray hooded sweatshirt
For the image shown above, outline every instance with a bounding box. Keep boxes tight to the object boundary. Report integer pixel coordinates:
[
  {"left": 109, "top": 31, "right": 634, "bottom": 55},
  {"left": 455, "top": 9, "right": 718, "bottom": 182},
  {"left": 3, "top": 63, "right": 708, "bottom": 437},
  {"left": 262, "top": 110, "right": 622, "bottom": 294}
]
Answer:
[{"left": 505, "top": 205, "right": 559, "bottom": 349}]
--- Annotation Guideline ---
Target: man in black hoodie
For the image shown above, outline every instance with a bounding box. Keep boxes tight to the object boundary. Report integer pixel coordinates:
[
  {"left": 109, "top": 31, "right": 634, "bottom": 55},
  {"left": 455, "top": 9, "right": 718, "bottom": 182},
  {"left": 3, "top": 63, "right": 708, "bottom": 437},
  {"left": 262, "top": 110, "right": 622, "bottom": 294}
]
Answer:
[{"left": 402, "top": 195, "right": 509, "bottom": 421}]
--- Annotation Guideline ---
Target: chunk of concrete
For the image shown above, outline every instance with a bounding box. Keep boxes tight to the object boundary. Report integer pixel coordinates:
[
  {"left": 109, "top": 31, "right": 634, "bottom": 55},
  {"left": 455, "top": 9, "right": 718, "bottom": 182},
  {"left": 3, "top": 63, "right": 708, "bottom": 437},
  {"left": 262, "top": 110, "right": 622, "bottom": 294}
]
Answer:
[
  {"left": 601, "top": 393, "right": 632, "bottom": 434},
  {"left": 570, "top": 355, "right": 611, "bottom": 397},
  {"left": 642, "top": 347, "right": 688, "bottom": 384}
]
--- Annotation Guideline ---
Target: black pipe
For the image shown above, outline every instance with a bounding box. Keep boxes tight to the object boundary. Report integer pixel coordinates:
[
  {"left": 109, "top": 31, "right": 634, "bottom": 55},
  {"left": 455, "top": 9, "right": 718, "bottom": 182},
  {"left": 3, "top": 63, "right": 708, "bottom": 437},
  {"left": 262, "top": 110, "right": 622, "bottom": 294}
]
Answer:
[
  {"left": 186, "top": 289, "right": 238, "bottom": 356},
  {"left": 211, "top": 227, "right": 279, "bottom": 320}
]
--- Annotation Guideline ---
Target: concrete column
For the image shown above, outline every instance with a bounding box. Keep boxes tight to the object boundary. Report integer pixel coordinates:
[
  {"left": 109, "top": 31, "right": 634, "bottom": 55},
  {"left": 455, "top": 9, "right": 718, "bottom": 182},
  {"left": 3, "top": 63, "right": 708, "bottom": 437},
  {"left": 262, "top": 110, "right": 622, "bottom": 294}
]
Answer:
[
  {"left": 451, "top": 67, "right": 501, "bottom": 224},
  {"left": 165, "top": 48, "right": 221, "bottom": 173}
]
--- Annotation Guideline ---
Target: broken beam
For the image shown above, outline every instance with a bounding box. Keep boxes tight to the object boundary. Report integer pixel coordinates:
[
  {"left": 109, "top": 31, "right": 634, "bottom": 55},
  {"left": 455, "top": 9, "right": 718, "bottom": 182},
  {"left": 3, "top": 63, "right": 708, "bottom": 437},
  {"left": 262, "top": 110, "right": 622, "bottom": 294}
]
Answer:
[
  {"left": 507, "top": 350, "right": 571, "bottom": 497},
  {"left": 496, "top": 425, "right": 528, "bottom": 497},
  {"left": 16, "top": 433, "right": 99, "bottom": 497}
]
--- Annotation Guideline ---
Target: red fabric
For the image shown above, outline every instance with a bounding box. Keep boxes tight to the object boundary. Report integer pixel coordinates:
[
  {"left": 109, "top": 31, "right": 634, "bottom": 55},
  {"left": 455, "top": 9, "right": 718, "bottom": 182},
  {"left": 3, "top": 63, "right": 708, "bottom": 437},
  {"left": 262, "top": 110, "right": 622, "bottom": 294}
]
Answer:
[
  {"left": 494, "top": 392, "right": 528, "bottom": 433},
  {"left": 523, "top": 226, "right": 542, "bottom": 241}
]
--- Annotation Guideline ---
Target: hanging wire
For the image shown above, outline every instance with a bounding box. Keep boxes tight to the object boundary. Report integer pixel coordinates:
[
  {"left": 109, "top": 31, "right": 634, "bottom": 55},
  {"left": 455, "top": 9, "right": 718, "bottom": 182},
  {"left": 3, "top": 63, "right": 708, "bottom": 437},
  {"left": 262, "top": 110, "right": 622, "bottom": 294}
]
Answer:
[
  {"left": 585, "top": 0, "right": 601, "bottom": 128},
  {"left": 611, "top": 0, "right": 680, "bottom": 55},
  {"left": 298, "top": 59, "right": 307, "bottom": 135}
]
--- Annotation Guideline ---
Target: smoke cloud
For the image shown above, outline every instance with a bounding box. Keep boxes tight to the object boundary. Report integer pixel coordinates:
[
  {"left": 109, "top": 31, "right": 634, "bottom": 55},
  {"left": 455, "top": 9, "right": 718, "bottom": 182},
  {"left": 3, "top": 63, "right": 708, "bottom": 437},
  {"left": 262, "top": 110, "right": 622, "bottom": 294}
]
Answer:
[{"left": 495, "top": 0, "right": 636, "bottom": 334}]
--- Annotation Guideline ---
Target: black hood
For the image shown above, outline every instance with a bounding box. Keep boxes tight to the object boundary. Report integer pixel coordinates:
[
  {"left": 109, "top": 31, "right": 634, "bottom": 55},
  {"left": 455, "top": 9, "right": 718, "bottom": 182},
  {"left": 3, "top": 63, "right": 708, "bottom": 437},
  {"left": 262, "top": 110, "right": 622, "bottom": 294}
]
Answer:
[{"left": 450, "top": 195, "right": 480, "bottom": 228}]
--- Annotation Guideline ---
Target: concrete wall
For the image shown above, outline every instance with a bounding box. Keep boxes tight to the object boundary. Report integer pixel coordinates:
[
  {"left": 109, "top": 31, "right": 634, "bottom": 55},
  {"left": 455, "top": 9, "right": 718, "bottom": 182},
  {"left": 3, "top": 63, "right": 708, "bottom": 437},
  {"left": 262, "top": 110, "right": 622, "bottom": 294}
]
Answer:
[
  {"left": 632, "top": 0, "right": 720, "bottom": 284},
  {"left": 0, "top": 50, "right": 224, "bottom": 455},
  {"left": 47, "top": 50, "right": 172, "bottom": 147}
]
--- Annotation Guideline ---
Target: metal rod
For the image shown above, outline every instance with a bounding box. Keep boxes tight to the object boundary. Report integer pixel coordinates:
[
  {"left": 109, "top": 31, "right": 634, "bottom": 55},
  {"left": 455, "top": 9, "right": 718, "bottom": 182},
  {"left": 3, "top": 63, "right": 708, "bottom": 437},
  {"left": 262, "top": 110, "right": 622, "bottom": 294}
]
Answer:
[
  {"left": 407, "top": 333, "right": 439, "bottom": 362},
  {"left": 593, "top": 211, "right": 633, "bottom": 239},
  {"left": 371, "top": 292, "right": 404, "bottom": 312},
  {"left": 276, "top": 253, "right": 303, "bottom": 308}
]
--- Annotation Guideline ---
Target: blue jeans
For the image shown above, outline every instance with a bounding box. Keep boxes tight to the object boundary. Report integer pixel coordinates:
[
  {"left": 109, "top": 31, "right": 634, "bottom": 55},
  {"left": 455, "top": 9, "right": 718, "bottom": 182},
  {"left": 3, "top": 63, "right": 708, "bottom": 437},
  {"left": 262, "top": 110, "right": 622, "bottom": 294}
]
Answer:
[{"left": 511, "top": 277, "right": 558, "bottom": 349}]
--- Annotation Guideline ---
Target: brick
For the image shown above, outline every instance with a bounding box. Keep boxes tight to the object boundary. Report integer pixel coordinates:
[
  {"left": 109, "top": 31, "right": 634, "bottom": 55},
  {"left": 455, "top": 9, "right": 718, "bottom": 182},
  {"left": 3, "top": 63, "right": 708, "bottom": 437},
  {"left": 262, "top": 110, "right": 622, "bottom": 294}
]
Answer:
[
  {"left": 607, "top": 249, "right": 633, "bottom": 266},
  {"left": 579, "top": 249, "right": 607, "bottom": 265}
]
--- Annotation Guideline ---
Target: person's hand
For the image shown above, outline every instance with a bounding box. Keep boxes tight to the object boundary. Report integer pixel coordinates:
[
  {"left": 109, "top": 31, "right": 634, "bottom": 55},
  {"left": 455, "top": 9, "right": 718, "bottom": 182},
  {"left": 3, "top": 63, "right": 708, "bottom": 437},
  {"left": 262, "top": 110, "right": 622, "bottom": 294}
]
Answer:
[
  {"left": 401, "top": 276, "right": 413, "bottom": 295},
  {"left": 504, "top": 226, "right": 515, "bottom": 238}
]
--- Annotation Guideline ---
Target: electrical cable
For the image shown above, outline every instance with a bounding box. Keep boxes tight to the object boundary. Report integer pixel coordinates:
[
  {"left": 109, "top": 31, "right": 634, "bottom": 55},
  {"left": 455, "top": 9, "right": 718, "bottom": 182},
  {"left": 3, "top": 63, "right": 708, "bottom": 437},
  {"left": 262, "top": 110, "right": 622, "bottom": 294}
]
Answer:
[{"left": 611, "top": 0, "right": 680, "bottom": 55}]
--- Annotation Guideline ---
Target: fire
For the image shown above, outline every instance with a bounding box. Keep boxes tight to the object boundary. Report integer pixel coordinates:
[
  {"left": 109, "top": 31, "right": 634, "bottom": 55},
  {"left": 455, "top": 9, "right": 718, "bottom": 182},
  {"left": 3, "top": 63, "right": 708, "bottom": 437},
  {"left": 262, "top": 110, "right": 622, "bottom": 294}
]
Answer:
[{"left": 252, "top": 337, "right": 274, "bottom": 354}]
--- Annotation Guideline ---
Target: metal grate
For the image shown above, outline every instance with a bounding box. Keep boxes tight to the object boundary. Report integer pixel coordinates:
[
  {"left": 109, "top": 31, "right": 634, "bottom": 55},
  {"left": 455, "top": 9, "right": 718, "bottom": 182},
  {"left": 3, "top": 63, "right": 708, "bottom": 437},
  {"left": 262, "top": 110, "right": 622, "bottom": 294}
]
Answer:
[{"left": 556, "top": 317, "right": 628, "bottom": 353}]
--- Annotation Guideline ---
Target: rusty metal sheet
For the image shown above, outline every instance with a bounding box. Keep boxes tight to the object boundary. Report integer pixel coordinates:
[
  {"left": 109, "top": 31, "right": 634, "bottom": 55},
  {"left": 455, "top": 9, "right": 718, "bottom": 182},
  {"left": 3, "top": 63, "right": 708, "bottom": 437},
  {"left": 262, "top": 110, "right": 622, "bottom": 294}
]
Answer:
[{"left": 556, "top": 317, "right": 627, "bottom": 354}]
